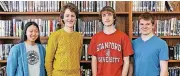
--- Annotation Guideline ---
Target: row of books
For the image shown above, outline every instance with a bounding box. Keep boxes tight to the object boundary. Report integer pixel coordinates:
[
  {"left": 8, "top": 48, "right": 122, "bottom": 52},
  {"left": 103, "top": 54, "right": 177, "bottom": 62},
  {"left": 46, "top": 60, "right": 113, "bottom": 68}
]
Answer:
[
  {"left": 0, "top": 43, "right": 90, "bottom": 61},
  {"left": 0, "top": 44, "right": 46, "bottom": 60},
  {"left": 0, "top": 66, "right": 6, "bottom": 76},
  {"left": 0, "top": 44, "right": 13, "bottom": 60},
  {"left": 155, "top": 18, "right": 180, "bottom": 36},
  {"left": 0, "top": 18, "right": 104, "bottom": 37},
  {"left": 169, "top": 43, "right": 180, "bottom": 60},
  {"left": 0, "top": 1, "right": 116, "bottom": 12},
  {"left": 169, "top": 67, "right": 180, "bottom": 76},
  {"left": 63, "top": 1, "right": 116, "bottom": 12},
  {"left": 78, "top": 19, "right": 103, "bottom": 37},
  {"left": 133, "top": 18, "right": 180, "bottom": 36},
  {"left": 132, "top": 1, "right": 173, "bottom": 12},
  {"left": 81, "top": 44, "right": 91, "bottom": 61},
  {"left": 81, "top": 69, "right": 92, "bottom": 76},
  {"left": 0, "top": 1, "right": 61, "bottom": 12},
  {"left": 81, "top": 66, "right": 92, "bottom": 76},
  {"left": 0, "top": 19, "right": 60, "bottom": 37}
]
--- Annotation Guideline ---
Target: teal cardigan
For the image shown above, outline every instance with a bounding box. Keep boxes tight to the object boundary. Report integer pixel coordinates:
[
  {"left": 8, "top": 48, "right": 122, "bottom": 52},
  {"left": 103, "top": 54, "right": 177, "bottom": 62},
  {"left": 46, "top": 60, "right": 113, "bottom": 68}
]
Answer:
[{"left": 6, "top": 42, "right": 46, "bottom": 76}]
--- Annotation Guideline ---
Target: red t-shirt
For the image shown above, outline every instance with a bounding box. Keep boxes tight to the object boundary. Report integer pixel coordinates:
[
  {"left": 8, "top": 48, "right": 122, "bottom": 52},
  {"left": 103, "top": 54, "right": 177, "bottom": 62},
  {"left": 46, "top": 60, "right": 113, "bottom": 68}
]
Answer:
[{"left": 88, "top": 30, "right": 133, "bottom": 76}]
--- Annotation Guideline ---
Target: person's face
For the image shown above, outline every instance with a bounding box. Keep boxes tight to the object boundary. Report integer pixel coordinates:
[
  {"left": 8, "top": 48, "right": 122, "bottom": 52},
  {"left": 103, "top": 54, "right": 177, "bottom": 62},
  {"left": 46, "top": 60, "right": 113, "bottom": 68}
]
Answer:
[
  {"left": 101, "top": 11, "right": 114, "bottom": 27},
  {"left": 63, "top": 8, "right": 76, "bottom": 28},
  {"left": 139, "top": 19, "right": 154, "bottom": 35},
  {"left": 26, "top": 25, "right": 39, "bottom": 42}
]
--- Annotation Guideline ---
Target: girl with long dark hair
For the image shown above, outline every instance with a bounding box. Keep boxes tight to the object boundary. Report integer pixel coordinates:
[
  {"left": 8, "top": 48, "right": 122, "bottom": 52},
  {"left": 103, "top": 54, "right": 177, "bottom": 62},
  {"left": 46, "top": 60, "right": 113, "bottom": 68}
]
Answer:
[{"left": 6, "top": 22, "right": 46, "bottom": 76}]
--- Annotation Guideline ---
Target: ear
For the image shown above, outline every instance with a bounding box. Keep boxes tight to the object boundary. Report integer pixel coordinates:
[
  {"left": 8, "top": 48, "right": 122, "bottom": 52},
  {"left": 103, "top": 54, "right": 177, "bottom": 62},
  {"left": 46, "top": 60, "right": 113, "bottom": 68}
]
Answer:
[{"left": 152, "top": 24, "right": 155, "bottom": 29}]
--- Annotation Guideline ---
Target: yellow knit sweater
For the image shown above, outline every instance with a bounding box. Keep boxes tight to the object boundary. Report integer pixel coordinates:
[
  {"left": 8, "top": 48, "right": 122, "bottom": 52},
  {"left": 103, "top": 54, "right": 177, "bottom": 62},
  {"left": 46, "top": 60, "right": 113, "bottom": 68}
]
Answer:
[{"left": 45, "top": 29, "right": 83, "bottom": 76}]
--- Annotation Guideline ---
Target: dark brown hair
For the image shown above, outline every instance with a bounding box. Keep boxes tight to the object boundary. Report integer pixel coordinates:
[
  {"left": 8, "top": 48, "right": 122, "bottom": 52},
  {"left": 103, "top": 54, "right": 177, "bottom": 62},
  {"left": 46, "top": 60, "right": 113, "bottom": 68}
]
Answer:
[
  {"left": 99, "top": 6, "right": 116, "bottom": 21},
  {"left": 99, "top": 6, "right": 116, "bottom": 25},
  {"left": 20, "top": 22, "right": 41, "bottom": 44},
  {"left": 138, "top": 12, "right": 155, "bottom": 24}
]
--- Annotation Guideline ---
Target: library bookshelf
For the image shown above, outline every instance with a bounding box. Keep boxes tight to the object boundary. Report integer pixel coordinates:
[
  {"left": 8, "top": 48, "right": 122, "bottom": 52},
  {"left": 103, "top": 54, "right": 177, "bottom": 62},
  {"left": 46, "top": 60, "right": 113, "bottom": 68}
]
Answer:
[
  {"left": 133, "top": 36, "right": 180, "bottom": 39},
  {"left": 133, "top": 12, "right": 180, "bottom": 15},
  {"left": 0, "top": 1, "right": 179, "bottom": 75},
  {"left": 0, "top": 12, "right": 129, "bottom": 15},
  {"left": 0, "top": 60, "right": 6, "bottom": 63},
  {"left": 168, "top": 60, "right": 180, "bottom": 63}
]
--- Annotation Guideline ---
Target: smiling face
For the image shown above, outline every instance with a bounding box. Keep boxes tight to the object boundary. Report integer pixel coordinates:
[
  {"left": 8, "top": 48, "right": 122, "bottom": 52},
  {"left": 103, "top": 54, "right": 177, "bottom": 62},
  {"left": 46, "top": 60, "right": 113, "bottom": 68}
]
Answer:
[
  {"left": 101, "top": 11, "right": 114, "bottom": 27},
  {"left": 26, "top": 25, "right": 39, "bottom": 42},
  {"left": 63, "top": 8, "right": 77, "bottom": 28},
  {"left": 139, "top": 19, "right": 154, "bottom": 35}
]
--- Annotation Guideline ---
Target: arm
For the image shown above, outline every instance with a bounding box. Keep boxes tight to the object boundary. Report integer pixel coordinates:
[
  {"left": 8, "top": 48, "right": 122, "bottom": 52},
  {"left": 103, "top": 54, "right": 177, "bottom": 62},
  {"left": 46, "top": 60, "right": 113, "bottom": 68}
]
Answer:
[
  {"left": 128, "top": 57, "right": 134, "bottom": 76},
  {"left": 6, "top": 46, "right": 18, "bottom": 76},
  {"left": 121, "top": 56, "right": 130, "bottom": 76},
  {"left": 79, "top": 35, "right": 83, "bottom": 59},
  {"left": 159, "top": 41, "right": 168, "bottom": 76},
  {"left": 45, "top": 32, "right": 57, "bottom": 76},
  {"left": 91, "top": 55, "right": 97, "bottom": 76},
  {"left": 160, "top": 60, "right": 168, "bottom": 76},
  {"left": 121, "top": 34, "right": 134, "bottom": 76},
  {"left": 88, "top": 36, "right": 97, "bottom": 76}
]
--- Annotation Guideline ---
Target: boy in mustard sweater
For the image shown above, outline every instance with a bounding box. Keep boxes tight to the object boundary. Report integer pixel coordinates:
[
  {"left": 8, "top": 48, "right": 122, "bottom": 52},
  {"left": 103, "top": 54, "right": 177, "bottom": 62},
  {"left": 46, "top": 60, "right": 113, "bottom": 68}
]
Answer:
[{"left": 45, "top": 3, "right": 83, "bottom": 76}]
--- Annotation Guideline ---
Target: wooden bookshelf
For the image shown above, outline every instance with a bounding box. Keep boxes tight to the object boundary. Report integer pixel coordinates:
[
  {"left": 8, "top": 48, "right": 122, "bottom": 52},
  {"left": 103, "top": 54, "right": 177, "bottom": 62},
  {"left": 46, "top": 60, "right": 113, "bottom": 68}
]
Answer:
[
  {"left": 80, "top": 12, "right": 129, "bottom": 15},
  {"left": 0, "top": 37, "right": 20, "bottom": 39},
  {"left": 80, "top": 12, "right": 99, "bottom": 15},
  {"left": 80, "top": 60, "right": 91, "bottom": 63},
  {"left": 132, "top": 36, "right": 180, "bottom": 39},
  {"left": 0, "top": 12, "right": 61, "bottom": 15},
  {"left": 116, "top": 12, "right": 129, "bottom": 14},
  {"left": 0, "top": 37, "right": 92, "bottom": 40},
  {"left": 83, "top": 37, "right": 92, "bottom": 39},
  {"left": 0, "top": 1, "right": 179, "bottom": 74},
  {"left": 0, "top": 60, "right": 91, "bottom": 63},
  {"left": 0, "top": 12, "right": 129, "bottom": 15},
  {"left": 133, "top": 12, "right": 180, "bottom": 14},
  {"left": 0, "top": 37, "right": 48, "bottom": 40},
  {"left": 0, "top": 60, "right": 6, "bottom": 63},
  {"left": 168, "top": 60, "right": 180, "bottom": 63}
]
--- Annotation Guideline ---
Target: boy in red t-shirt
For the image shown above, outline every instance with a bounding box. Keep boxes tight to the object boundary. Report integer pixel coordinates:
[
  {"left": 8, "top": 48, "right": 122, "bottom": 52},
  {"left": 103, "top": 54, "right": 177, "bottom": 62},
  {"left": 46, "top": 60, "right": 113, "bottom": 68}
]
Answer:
[{"left": 88, "top": 6, "right": 134, "bottom": 76}]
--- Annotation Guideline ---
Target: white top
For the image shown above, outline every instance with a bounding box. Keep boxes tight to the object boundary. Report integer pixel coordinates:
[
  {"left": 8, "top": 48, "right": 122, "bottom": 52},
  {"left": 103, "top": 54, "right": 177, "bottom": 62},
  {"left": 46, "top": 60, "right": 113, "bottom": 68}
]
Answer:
[{"left": 25, "top": 43, "right": 40, "bottom": 76}]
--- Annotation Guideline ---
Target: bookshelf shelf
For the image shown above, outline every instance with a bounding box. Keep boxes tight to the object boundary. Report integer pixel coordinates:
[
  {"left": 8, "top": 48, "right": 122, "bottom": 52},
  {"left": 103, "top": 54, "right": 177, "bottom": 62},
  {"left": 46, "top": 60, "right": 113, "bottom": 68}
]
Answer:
[
  {"left": 168, "top": 60, "right": 180, "bottom": 63},
  {"left": 80, "top": 60, "right": 91, "bottom": 63},
  {"left": 80, "top": 12, "right": 99, "bottom": 15},
  {"left": 133, "top": 12, "right": 180, "bottom": 15},
  {"left": 0, "top": 12, "right": 129, "bottom": 15},
  {"left": 0, "top": 37, "right": 48, "bottom": 39},
  {"left": 0, "top": 60, "right": 91, "bottom": 63},
  {"left": 83, "top": 37, "right": 92, "bottom": 39},
  {"left": 80, "top": 12, "right": 129, "bottom": 15},
  {"left": 0, "top": 37, "right": 92, "bottom": 39},
  {"left": 0, "top": 37, "right": 20, "bottom": 39},
  {"left": 0, "top": 12, "right": 61, "bottom": 15},
  {"left": 132, "top": 36, "right": 180, "bottom": 39},
  {"left": 116, "top": 12, "right": 129, "bottom": 14},
  {"left": 0, "top": 60, "right": 6, "bottom": 63}
]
